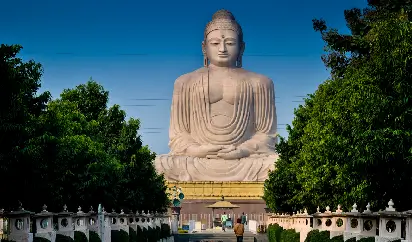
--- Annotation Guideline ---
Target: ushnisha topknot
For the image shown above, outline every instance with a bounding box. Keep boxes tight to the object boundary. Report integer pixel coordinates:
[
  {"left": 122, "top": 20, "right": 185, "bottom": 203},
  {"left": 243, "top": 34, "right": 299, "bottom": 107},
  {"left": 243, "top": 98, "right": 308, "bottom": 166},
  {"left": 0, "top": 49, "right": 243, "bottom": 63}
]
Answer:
[
  {"left": 212, "top": 9, "right": 236, "bottom": 20},
  {"left": 204, "top": 9, "right": 243, "bottom": 42}
]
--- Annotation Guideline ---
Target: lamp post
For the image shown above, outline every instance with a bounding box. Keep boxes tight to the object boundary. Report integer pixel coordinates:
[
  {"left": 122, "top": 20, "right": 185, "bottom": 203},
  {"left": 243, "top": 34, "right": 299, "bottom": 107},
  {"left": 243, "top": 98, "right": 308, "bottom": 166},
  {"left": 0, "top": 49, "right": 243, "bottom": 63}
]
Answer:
[{"left": 170, "top": 186, "right": 184, "bottom": 232}]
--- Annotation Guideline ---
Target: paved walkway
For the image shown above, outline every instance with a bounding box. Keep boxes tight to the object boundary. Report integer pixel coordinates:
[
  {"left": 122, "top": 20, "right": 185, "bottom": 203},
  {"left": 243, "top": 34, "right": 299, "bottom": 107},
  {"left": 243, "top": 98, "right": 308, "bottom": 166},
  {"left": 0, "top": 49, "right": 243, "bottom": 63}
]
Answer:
[{"left": 254, "top": 233, "right": 269, "bottom": 242}]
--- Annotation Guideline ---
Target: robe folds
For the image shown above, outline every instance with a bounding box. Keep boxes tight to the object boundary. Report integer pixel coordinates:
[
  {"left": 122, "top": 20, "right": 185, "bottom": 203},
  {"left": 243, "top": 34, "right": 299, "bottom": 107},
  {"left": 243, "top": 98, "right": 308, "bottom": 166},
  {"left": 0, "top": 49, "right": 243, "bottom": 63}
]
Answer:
[{"left": 168, "top": 67, "right": 278, "bottom": 155}]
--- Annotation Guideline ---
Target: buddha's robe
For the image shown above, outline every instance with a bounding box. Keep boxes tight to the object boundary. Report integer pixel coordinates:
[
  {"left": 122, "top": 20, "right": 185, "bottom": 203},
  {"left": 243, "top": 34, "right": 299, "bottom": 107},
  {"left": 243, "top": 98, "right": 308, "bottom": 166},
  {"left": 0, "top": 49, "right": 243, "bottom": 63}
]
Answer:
[{"left": 154, "top": 67, "right": 278, "bottom": 182}]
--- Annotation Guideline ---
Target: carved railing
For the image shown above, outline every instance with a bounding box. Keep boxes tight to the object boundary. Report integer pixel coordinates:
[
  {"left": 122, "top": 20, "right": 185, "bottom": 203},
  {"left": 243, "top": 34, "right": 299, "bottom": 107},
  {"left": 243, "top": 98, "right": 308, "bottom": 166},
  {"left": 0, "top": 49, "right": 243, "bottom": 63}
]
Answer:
[
  {"left": 0, "top": 204, "right": 173, "bottom": 242},
  {"left": 265, "top": 199, "right": 412, "bottom": 241}
]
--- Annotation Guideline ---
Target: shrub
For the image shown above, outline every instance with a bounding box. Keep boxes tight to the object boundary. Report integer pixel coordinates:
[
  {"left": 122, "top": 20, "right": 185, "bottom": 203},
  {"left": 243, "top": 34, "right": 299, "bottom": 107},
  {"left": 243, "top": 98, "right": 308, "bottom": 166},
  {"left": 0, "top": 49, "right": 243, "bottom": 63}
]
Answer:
[
  {"left": 136, "top": 226, "right": 146, "bottom": 241},
  {"left": 357, "top": 238, "right": 375, "bottom": 242},
  {"left": 89, "top": 231, "right": 101, "bottom": 242},
  {"left": 330, "top": 235, "right": 344, "bottom": 242},
  {"left": 74, "top": 231, "right": 88, "bottom": 242},
  {"left": 267, "top": 223, "right": 283, "bottom": 242},
  {"left": 267, "top": 224, "right": 275, "bottom": 242},
  {"left": 142, "top": 227, "right": 149, "bottom": 241},
  {"left": 280, "top": 229, "right": 299, "bottom": 242},
  {"left": 33, "top": 237, "right": 51, "bottom": 242},
  {"left": 345, "top": 238, "right": 356, "bottom": 242},
  {"left": 161, "top": 224, "right": 171, "bottom": 238},
  {"left": 56, "top": 234, "right": 74, "bottom": 242},
  {"left": 128, "top": 227, "right": 137, "bottom": 242},
  {"left": 111, "top": 230, "right": 129, "bottom": 242},
  {"left": 304, "top": 230, "right": 330, "bottom": 242}
]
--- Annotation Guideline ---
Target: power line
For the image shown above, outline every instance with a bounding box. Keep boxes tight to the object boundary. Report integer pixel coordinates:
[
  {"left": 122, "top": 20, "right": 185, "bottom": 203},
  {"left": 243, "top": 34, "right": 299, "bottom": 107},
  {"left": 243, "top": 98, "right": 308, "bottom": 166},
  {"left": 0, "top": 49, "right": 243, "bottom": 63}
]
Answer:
[
  {"left": 130, "top": 98, "right": 169, "bottom": 101},
  {"left": 142, "top": 128, "right": 164, "bottom": 130},
  {"left": 22, "top": 52, "right": 307, "bottom": 57},
  {"left": 124, "top": 104, "right": 156, "bottom": 107}
]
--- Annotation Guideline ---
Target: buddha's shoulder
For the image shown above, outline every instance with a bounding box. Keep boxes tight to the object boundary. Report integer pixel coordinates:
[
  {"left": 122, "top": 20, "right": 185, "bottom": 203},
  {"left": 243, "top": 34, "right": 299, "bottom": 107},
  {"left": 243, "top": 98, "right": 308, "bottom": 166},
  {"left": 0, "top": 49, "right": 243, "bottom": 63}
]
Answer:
[
  {"left": 173, "top": 68, "right": 207, "bottom": 86},
  {"left": 238, "top": 69, "right": 273, "bottom": 86}
]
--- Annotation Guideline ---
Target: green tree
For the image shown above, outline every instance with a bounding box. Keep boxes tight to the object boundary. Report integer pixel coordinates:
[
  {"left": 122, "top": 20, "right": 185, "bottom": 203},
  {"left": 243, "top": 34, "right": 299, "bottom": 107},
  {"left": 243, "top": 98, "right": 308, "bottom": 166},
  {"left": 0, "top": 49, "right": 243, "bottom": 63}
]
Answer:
[
  {"left": 31, "top": 80, "right": 169, "bottom": 212},
  {"left": 264, "top": 0, "right": 412, "bottom": 212},
  {"left": 53, "top": 81, "right": 170, "bottom": 211},
  {"left": 0, "top": 44, "right": 51, "bottom": 210},
  {"left": 0, "top": 45, "right": 169, "bottom": 212}
]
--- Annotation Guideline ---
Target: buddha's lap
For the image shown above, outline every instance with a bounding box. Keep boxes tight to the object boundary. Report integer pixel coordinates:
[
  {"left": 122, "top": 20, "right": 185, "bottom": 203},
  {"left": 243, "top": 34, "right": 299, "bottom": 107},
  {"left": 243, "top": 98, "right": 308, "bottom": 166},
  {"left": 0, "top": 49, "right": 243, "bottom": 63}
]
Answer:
[{"left": 154, "top": 154, "right": 277, "bottom": 181}]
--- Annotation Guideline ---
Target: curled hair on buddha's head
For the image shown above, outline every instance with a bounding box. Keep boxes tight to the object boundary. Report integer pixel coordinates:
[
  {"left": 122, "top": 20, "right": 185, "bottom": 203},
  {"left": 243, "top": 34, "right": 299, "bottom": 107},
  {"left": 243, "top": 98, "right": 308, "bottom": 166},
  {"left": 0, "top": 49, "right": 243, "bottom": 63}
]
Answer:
[
  {"left": 204, "top": 9, "right": 243, "bottom": 43},
  {"left": 202, "top": 9, "right": 245, "bottom": 68}
]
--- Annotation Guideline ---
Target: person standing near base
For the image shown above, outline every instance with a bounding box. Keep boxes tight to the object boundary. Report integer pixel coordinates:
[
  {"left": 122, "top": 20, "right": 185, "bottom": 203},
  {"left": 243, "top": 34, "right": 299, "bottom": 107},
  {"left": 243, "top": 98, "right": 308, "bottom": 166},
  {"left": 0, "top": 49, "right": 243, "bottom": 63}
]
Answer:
[
  {"left": 241, "top": 212, "right": 247, "bottom": 225},
  {"left": 234, "top": 218, "right": 245, "bottom": 242},
  {"left": 221, "top": 212, "right": 228, "bottom": 231}
]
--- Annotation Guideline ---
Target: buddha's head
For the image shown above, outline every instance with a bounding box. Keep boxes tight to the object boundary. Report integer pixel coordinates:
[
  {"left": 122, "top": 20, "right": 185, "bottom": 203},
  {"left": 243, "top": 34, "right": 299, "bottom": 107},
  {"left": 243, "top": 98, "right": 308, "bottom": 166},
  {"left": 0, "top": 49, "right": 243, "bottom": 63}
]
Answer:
[{"left": 202, "top": 9, "right": 245, "bottom": 68}]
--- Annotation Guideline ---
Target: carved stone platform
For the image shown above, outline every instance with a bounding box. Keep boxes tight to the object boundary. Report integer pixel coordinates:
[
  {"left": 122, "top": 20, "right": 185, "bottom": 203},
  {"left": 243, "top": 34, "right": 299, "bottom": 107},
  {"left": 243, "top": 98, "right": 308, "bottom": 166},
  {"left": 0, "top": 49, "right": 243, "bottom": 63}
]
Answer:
[{"left": 167, "top": 181, "right": 268, "bottom": 227}]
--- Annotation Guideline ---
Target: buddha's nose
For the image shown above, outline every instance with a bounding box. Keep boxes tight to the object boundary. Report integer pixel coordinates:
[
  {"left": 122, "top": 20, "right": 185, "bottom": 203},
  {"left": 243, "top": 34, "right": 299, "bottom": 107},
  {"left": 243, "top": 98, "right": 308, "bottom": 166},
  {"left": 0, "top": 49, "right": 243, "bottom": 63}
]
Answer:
[{"left": 218, "top": 42, "right": 227, "bottom": 53}]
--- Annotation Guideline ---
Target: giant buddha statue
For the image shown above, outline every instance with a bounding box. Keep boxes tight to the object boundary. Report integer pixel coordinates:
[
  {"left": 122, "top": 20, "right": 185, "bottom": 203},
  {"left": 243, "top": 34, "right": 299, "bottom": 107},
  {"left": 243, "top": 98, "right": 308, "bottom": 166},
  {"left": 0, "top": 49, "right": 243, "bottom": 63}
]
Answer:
[{"left": 155, "top": 9, "right": 278, "bottom": 182}]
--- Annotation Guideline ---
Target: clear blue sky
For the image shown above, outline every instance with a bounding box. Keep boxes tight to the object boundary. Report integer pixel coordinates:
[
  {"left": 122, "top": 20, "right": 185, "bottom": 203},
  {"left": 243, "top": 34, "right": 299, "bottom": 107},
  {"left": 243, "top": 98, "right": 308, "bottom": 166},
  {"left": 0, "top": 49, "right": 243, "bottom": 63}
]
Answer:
[{"left": 2, "top": 0, "right": 366, "bottom": 154}]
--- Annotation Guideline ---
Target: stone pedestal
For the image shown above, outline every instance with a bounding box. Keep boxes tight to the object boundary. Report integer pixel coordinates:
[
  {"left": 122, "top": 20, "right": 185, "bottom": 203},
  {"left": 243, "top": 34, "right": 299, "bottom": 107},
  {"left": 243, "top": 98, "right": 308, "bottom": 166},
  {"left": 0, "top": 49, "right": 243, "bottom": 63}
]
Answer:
[{"left": 167, "top": 181, "right": 267, "bottom": 229}]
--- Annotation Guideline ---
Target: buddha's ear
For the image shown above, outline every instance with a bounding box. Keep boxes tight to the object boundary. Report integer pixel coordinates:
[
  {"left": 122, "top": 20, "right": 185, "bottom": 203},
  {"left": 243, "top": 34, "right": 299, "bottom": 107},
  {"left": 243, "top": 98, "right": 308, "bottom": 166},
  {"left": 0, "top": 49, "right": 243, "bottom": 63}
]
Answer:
[
  {"left": 240, "top": 42, "right": 245, "bottom": 55},
  {"left": 202, "top": 41, "right": 207, "bottom": 54}
]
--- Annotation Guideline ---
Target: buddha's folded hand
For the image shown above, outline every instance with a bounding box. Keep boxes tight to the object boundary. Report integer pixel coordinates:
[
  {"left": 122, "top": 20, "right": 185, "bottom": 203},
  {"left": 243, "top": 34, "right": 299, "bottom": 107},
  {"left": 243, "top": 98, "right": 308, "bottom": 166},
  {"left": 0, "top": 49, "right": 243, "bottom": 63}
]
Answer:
[
  {"left": 216, "top": 148, "right": 250, "bottom": 160},
  {"left": 219, "top": 145, "right": 236, "bottom": 154},
  {"left": 186, "top": 144, "right": 224, "bottom": 158}
]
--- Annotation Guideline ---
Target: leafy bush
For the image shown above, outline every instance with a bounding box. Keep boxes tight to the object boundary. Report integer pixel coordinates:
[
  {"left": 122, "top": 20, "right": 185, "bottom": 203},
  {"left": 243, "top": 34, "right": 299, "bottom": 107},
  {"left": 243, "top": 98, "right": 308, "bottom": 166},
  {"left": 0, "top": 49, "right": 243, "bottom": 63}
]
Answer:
[
  {"left": 89, "top": 231, "right": 101, "bottom": 242},
  {"left": 161, "top": 223, "right": 171, "bottom": 238},
  {"left": 280, "top": 229, "right": 299, "bottom": 242},
  {"left": 345, "top": 238, "right": 356, "bottom": 242},
  {"left": 74, "top": 231, "right": 88, "bottom": 242},
  {"left": 146, "top": 227, "right": 156, "bottom": 242},
  {"left": 304, "top": 230, "right": 330, "bottom": 242},
  {"left": 135, "top": 226, "right": 146, "bottom": 241},
  {"left": 128, "top": 227, "right": 137, "bottom": 242},
  {"left": 33, "top": 237, "right": 51, "bottom": 242},
  {"left": 357, "top": 238, "right": 375, "bottom": 242},
  {"left": 111, "top": 229, "right": 129, "bottom": 242},
  {"left": 142, "top": 227, "right": 149, "bottom": 241},
  {"left": 267, "top": 224, "right": 275, "bottom": 242},
  {"left": 33, "top": 238, "right": 50, "bottom": 242},
  {"left": 267, "top": 223, "right": 283, "bottom": 242},
  {"left": 330, "top": 235, "right": 343, "bottom": 242},
  {"left": 56, "top": 234, "right": 74, "bottom": 242}
]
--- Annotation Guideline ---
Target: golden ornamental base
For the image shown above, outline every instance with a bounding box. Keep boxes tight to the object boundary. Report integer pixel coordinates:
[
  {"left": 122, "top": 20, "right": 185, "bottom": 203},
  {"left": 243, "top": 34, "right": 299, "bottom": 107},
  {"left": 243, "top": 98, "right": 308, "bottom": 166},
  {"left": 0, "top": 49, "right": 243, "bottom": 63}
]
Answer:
[{"left": 166, "top": 181, "right": 264, "bottom": 200}]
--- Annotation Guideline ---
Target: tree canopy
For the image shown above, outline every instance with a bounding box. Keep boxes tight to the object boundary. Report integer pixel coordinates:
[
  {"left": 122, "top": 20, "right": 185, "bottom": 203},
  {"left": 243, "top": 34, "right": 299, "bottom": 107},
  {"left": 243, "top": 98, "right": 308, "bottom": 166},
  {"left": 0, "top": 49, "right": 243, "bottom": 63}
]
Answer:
[
  {"left": 264, "top": 0, "right": 412, "bottom": 212},
  {"left": 0, "top": 44, "right": 169, "bottom": 212}
]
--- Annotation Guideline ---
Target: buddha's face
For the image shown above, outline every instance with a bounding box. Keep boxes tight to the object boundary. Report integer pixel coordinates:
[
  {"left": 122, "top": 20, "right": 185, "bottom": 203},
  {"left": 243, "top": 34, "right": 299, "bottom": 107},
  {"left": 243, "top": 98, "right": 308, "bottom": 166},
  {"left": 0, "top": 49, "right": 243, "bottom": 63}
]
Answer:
[{"left": 203, "top": 29, "right": 244, "bottom": 67}]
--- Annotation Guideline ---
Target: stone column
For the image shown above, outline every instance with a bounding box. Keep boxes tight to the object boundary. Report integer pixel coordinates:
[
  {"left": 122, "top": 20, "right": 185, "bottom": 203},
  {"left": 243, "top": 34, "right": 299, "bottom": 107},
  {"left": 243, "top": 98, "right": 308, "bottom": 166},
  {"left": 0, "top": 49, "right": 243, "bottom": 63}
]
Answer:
[
  {"left": 86, "top": 206, "right": 98, "bottom": 240},
  {"left": 73, "top": 206, "right": 89, "bottom": 241},
  {"left": 127, "top": 210, "right": 137, "bottom": 239},
  {"left": 330, "top": 205, "right": 345, "bottom": 238},
  {"left": 33, "top": 205, "right": 55, "bottom": 242},
  {"left": 358, "top": 203, "right": 378, "bottom": 240},
  {"left": 377, "top": 199, "right": 404, "bottom": 241},
  {"left": 295, "top": 209, "right": 312, "bottom": 242},
  {"left": 7, "top": 204, "right": 34, "bottom": 242},
  {"left": 343, "top": 203, "right": 362, "bottom": 241},
  {"left": 117, "top": 210, "right": 129, "bottom": 234},
  {"left": 56, "top": 205, "right": 74, "bottom": 240}
]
